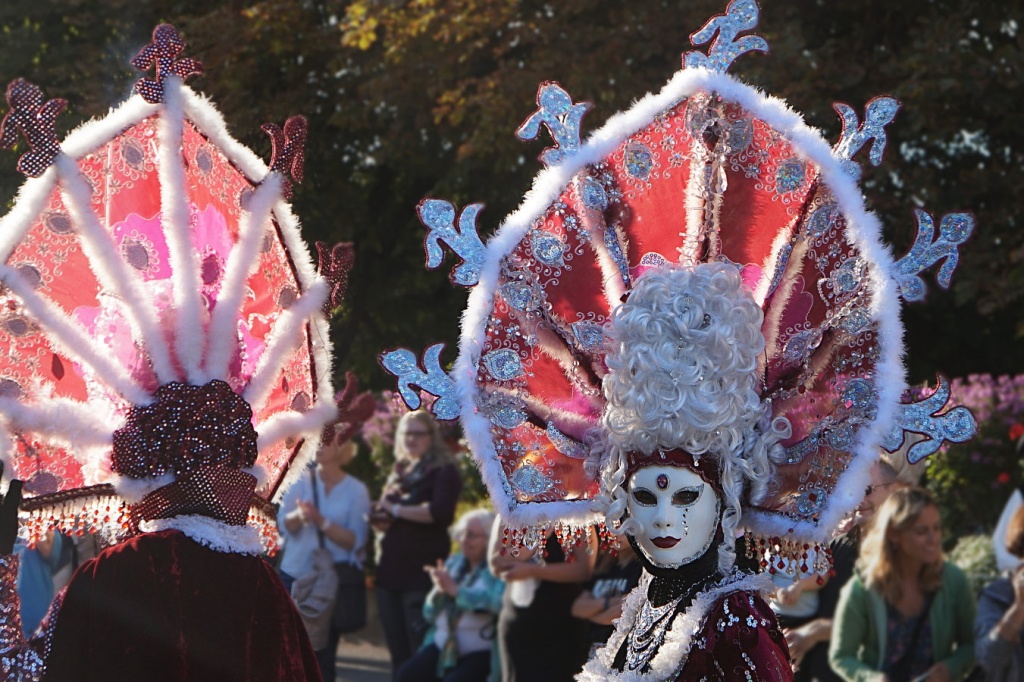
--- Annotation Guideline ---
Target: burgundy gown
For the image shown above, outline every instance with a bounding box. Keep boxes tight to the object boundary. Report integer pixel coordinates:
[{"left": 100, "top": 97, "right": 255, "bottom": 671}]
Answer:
[{"left": 2, "top": 529, "right": 321, "bottom": 682}]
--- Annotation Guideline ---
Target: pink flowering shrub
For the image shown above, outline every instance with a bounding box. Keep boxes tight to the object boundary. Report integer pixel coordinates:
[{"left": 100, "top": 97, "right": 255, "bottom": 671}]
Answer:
[{"left": 924, "top": 373, "right": 1024, "bottom": 540}]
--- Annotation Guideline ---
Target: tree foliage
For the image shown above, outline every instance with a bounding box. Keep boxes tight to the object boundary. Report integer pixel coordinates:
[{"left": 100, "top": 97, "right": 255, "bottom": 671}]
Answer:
[{"left": 1, "top": 0, "right": 1021, "bottom": 392}]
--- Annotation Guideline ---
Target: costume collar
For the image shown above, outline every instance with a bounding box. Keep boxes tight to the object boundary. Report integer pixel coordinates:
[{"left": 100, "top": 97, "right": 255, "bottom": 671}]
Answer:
[{"left": 577, "top": 569, "right": 772, "bottom": 682}]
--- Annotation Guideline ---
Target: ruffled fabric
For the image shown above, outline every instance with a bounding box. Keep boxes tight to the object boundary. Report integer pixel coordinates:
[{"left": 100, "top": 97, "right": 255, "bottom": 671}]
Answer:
[{"left": 578, "top": 570, "right": 792, "bottom": 681}]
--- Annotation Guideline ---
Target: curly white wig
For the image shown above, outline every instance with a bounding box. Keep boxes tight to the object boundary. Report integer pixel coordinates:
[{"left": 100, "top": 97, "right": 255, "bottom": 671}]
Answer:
[{"left": 599, "top": 262, "right": 790, "bottom": 573}]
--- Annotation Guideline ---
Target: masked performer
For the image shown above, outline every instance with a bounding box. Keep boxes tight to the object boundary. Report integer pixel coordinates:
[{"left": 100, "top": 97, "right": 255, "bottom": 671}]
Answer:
[
  {"left": 580, "top": 263, "right": 792, "bottom": 680},
  {"left": 0, "top": 24, "right": 344, "bottom": 682},
  {"left": 380, "top": 2, "right": 978, "bottom": 681}
]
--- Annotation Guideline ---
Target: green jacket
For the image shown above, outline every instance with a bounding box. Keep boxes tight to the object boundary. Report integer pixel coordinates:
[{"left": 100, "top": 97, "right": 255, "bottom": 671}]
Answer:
[{"left": 829, "top": 562, "right": 976, "bottom": 682}]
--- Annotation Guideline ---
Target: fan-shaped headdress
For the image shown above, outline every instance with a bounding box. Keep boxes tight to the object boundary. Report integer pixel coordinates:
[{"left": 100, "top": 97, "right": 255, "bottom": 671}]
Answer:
[
  {"left": 0, "top": 25, "right": 342, "bottom": 554},
  {"left": 381, "top": 1, "right": 978, "bottom": 573}
]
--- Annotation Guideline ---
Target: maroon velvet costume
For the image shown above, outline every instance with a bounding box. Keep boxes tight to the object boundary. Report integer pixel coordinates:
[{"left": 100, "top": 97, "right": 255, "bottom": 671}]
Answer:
[
  {"left": 1, "top": 530, "right": 320, "bottom": 682},
  {"left": 678, "top": 590, "right": 793, "bottom": 681},
  {"left": 578, "top": 564, "right": 794, "bottom": 681}
]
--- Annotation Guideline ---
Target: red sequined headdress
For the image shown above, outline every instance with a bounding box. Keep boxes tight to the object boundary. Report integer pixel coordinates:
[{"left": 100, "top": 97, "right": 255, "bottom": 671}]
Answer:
[
  {"left": 382, "top": 1, "right": 978, "bottom": 574},
  {"left": 0, "top": 24, "right": 344, "bottom": 553}
]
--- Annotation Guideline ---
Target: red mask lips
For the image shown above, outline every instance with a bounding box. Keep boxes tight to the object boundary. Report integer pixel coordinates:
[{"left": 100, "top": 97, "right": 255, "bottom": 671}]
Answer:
[{"left": 651, "top": 536, "right": 680, "bottom": 549}]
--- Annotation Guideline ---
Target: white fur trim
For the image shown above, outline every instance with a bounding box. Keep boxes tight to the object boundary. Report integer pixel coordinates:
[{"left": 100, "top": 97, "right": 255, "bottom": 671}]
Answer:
[
  {"left": 242, "top": 278, "right": 329, "bottom": 411},
  {"left": 457, "top": 67, "right": 905, "bottom": 537},
  {"left": 0, "top": 169, "right": 59, "bottom": 263},
  {"left": 55, "top": 155, "right": 179, "bottom": 384},
  {"left": 0, "top": 262, "right": 151, "bottom": 405},
  {"left": 243, "top": 463, "right": 270, "bottom": 490},
  {"left": 60, "top": 96, "right": 161, "bottom": 160},
  {"left": 577, "top": 570, "right": 772, "bottom": 682},
  {"left": 179, "top": 88, "right": 269, "bottom": 184},
  {"left": 158, "top": 77, "right": 204, "bottom": 383},
  {"left": 268, "top": 201, "right": 320, "bottom": 298},
  {"left": 113, "top": 472, "right": 178, "bottom": 503},
  {"left": 256, "top": 400, "right": 337, "bottom": 453},
  {"left": 202, "top": 174, "right": 283, "bottom": 382},
  {"left": 139, "top": 515, "right": 264, "bottom": 555},
  {"left": 0, "top": 396, "right": 116, "bottom": 448}
]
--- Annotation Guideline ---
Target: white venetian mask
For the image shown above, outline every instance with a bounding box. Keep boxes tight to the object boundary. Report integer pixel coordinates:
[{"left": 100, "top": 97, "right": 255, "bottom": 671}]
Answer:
[{"left": 626, "top": 464, "right": 721, "bottom": 569}]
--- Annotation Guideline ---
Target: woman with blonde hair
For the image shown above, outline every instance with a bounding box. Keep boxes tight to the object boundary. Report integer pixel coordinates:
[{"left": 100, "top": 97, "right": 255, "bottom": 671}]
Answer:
[
  {"left": 830, "top": 487, "right": 975, "bottom": 682},
  {"left": 373, "top": 410, "right": 462, "bottom": 680}
]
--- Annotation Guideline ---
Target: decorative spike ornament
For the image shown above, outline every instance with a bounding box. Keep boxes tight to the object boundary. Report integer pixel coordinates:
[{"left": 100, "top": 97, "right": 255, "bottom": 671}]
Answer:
[
  {"left": 378, "top": 344, "right": 459, "bottom": 421},
  {"left": 833, "top": 96, "right": 901, "bottom": 177},
  {"left": 515, "top": 82, "right": 592, "bottom": 167},
  {"left": 683, "top": 0, "right": 768, "bottom": 73},
  {"left": 131, "top": 24, "right": 204, "bottom": 104},
  {"left": 0, "top": 79, "right": 66, "bottom": 178},
  {"left": 417, "top": 199, "right": 486, "bottom": 287},
  {"left": 882, "top": 375, "right": 978, "bottom": 464},
  {"left": 316, "top": 241, "right": 355, "bottom": 316},
  {"left": 892, "top": 210, "right": 976, "bottom": 302},
  {"left": 262, "top": 115, "right": 308, "bottom": 199}
]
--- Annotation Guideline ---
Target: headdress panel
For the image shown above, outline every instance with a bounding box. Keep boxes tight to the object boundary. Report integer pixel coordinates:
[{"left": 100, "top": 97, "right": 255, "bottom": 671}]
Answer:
[
  {"left": 0, "top": 25, "right": 340, "bottom": 552},
  {"left": 382, "top": 1, "right": 977, "bottom": 571}
]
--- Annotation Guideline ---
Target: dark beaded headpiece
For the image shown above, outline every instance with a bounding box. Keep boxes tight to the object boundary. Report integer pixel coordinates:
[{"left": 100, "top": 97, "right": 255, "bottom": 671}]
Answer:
[{"left": 112, "top": 380, "right": 258, "bottom": 479}]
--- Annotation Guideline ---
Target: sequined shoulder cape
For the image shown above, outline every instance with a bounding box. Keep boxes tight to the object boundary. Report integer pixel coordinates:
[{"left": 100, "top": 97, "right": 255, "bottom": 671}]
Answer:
[
  {"left": 1, "top": 529, "right": 320, "bottom": 682},
  {"left": 577, "top": 570, "right": 793, "bottom": 682}
]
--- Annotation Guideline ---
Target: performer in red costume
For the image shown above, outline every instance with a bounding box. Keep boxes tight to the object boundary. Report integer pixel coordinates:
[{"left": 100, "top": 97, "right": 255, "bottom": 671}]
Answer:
[
  {"left": 0, "top": 23, "right": 346, "bottom": 682},
  {"left": 380, "top": 2, "right": 979, "bottom": 681}
]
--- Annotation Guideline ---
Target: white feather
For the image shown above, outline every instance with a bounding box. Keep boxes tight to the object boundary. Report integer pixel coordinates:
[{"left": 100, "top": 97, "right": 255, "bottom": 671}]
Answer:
[
  {"left": 158, "top": 77, "right": 204, "bottom": 382},
  {"left": 0, "top": 263, "right": 150, "bottom": 405},
  {"left": 242, "top": 278, "right": 329, "bottom": 411},
  {"left": 203, "top": 174, "right": 283, "bottom": 382},
  {"left": 55, "top": 155, "right": 179, "bottom": 384}
]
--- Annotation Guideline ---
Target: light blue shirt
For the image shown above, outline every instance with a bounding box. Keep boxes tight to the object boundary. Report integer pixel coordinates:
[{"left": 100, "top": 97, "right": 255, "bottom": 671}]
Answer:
[{"left": 277, "top": 469, "right": 370, "bottom": 577}]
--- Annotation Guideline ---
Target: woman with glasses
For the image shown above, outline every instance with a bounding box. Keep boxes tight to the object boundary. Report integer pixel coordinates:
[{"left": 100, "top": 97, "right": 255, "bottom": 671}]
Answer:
[{"left": 373, "top": 410, "right": 462, "bottom": 680}]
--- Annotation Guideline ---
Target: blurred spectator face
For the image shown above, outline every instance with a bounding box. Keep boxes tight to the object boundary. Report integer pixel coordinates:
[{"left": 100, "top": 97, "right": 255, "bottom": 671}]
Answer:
[
  {"left": 854, "top": 461, "right": 900, "bottom": 526},
  {"left": 461, "top": 517, "right": 490, "bottom": 565},
  {"left": 316, "top": 431, "right": 356, "bottom": 468},
  {"left": 398, "top": 414, "right": 434, "bottom": 459},
  {"left": 887, "top": 503, "right": 942, "bottom": 566}
]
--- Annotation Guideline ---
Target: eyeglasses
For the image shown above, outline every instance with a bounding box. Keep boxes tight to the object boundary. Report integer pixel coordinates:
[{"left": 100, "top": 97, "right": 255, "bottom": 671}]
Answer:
[
  {"left": 404, "top": 431, "right": 431, "bottom": 438},
  {"left": 864, "top": 482, "right": 895, "bottom": 497}
]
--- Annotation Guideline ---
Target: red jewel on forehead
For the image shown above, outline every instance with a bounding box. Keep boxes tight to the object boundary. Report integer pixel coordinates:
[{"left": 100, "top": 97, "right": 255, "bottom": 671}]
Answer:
[{"left": 657, "top": 473, "right": 669, "bottom": 490}]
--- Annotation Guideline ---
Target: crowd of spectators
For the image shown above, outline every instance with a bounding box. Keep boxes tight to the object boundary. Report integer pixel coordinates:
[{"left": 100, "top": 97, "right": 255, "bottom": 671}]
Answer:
[{"left": 19, "top": 430, "right": 1023, "bottom": 682}]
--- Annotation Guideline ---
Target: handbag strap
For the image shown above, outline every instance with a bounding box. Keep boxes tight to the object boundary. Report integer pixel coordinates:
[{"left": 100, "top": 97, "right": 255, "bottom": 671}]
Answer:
[{"left": 310, "top": 467, "right": 326, "bottom": 550}]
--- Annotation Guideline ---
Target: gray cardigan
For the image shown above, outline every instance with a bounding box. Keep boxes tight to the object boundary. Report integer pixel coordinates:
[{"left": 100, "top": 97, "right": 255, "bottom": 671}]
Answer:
[{"left": 974, "top": 576, "right": 1024, "bottom": 682}]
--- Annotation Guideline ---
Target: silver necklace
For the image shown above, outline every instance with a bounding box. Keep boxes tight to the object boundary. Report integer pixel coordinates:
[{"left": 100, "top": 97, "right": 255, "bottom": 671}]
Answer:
[{"left": 624, "top": 593, "right": 684, "bottom": 672}]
